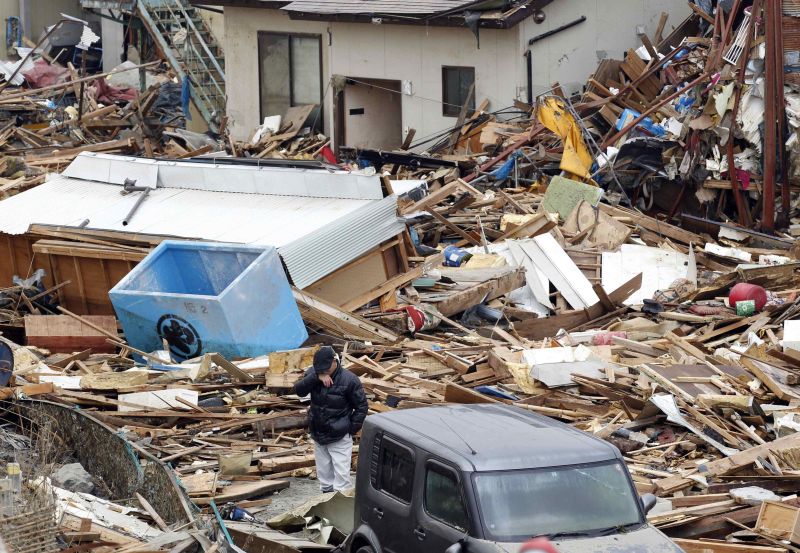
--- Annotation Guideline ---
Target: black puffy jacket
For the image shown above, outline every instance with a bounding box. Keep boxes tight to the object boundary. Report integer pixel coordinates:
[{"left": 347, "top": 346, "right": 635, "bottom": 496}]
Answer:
[{"left": 294, "top": 363, "right": 368, "bottom": 445}]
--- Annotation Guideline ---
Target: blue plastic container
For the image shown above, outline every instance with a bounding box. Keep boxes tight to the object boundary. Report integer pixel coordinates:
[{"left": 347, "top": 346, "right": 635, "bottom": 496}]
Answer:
[
  {"left": 442, "top": 245, "right": 473, "bottom": 267},
  {"left": 109, "top": 241, "right": 308, "bottom": 361},
  {"left": 616, "top": 108, "right": 666, "bottom": 137}
]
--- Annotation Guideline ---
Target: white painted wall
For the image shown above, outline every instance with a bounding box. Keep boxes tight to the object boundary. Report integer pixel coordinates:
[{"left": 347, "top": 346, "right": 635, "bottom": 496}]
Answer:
[
  {"left": 224, "top": 7, "right": 518, "bottom": 144},
  {"left": 520, "top": 0, "right": 691, "bottom": 98},
  {"left": 343, "top": 78, "right": 403, "bottom": 149},
  {"left": 224, "top": 1, "right": 691, "bottom": 145},
  {"left": 331, "top": 21, "right": 519, "bottom": 151},
  {"left": 224, "top": 8, "right": 329, "bottom": 141}
]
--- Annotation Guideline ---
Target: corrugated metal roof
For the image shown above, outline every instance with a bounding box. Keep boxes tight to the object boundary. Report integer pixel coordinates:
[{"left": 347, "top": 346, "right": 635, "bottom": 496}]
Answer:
[
  {"left": 281, "top": 0, "right": 476, "bottom": 15},
  {"left": 0, "top": 154, "right": 405, "bottom": 288},
  {"left": 785, "top": 0, "right": 800, "bottom": 17},
  {"left": 784, "top": 15, "right": 800, "bottom": 49},
  {"left": 0, "top": 176, "right": 371, "bottom": 245},
  {"left": 280, "top": 194, "right": 404, "bottom": 288},
  {"left": 65, "top": 152, "right": 384, "bottom": 200}
]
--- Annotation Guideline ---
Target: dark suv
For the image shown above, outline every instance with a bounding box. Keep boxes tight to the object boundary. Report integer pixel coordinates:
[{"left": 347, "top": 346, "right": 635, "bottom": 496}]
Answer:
[{"left": 344, "top": 404, "right": 682, "bottom": 553}]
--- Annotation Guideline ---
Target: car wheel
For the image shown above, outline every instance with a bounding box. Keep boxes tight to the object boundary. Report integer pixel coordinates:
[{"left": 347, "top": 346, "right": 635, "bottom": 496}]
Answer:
[{"left": 356, "top": 547, "right": 375, "bottom": 553}]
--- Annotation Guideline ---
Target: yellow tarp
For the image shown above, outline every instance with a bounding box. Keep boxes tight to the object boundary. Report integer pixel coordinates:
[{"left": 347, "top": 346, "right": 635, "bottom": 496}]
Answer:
[{"left": 537, "top": 96, "right": 593, "bottom": 179}]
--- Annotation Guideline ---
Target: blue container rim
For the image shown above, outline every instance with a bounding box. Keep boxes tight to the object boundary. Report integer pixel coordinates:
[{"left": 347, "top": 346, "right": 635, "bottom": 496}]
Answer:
[{"left": 110, "top": 240, "right": 279, "bottom": 299}]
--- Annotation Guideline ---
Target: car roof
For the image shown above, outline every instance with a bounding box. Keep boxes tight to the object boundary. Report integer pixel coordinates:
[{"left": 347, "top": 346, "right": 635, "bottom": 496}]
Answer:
[{"left": 366, "top": 404, "right": 621, "bottom": 472}]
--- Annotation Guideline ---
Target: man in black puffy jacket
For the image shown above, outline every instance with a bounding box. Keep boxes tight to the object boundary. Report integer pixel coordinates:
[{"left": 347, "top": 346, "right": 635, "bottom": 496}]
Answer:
[{"left": 294, "top": 346, "right": 368, "bottom": 493}]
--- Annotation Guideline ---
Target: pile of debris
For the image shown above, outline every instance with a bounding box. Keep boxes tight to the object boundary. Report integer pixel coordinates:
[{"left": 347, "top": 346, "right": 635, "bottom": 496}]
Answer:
[
  {"left": 345, "top": 1, "right": 798, "bottom": 236},
  {"left": 0, "top": 15, "right": 225, "bottom": 195},
  {"left": 233, "top": 104, "right": 333, "bottom": 162},
  {"left": 5, "top": 2, "right": 800, "bottom": 553}
]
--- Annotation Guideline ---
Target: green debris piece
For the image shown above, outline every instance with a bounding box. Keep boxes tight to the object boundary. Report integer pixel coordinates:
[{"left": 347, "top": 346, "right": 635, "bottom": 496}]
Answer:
[
  {"left": 411, "top": 278, "right": 438, "bottom": 289},
  {"left": 542, "top": 175, "right": 603, "bottom": 220}
]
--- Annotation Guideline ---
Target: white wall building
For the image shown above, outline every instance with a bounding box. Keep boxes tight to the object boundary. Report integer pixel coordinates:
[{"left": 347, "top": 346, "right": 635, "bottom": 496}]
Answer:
[{"left": 199, "top": 0, "right": 691, "bottom": 150}]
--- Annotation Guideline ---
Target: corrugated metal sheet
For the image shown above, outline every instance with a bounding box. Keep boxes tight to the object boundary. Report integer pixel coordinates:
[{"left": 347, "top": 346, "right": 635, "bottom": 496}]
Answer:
[
  {"left": 0, "top": 156, "right": 405, "bottom": 288},
  {"left": 65, "top": 152, "right": 384, "bottom": 200},
  {"left": 784, "top": 15, "right": 800, "bottom": 50},
  {"left": 785, "top": 0, "right": 800, "bottom": 17},
  {"left": 282, "top": 0, "right": 475, "bottom": 15},
  {"left": 0, "top": 176, "right": 371, "bottom": 246},
  {"left": 279, "top": 194, "right": 404, "bottom": 288}
]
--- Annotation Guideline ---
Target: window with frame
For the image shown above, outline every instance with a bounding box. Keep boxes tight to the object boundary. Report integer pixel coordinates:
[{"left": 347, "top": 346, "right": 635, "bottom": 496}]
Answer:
[
  {"left": 425, "top": 463, "right": 468, "bottom": 530},
  {"left": 442, "top": 66, "right": 475, "bottom": 117},
  {"left": 258, "top": 32, "right": 322, "bottom": 128},
  {"left": 377, "top": 438, "right": 414, "bottom": 503}
]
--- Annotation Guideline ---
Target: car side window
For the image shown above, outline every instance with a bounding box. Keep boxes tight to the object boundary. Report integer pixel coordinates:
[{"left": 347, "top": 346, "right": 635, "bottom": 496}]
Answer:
[
  {"left": 378, "top": 438, "right": 414, "bottom": 503},
  {"left": 424, "top": 463, "right": 468, "bottom": 531}
]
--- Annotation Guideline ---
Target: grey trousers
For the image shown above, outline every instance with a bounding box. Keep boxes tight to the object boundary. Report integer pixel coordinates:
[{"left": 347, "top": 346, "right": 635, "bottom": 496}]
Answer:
[{"left": 314, "top": 434, "right": 353, "bottom": 492}]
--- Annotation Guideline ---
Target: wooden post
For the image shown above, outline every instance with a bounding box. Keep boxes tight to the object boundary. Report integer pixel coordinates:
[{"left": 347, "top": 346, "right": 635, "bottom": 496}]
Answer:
[{"left": 763, "top": 0, "right": 777, "bottom": 232}]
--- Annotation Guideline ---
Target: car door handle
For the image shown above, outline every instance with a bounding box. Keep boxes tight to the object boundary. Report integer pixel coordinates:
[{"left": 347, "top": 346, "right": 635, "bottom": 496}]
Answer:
[
  {"left": 373, "top": 507, "right": 384, "bottom": 519},
  {"left": 413, "top": 526, "right": 426, "bottom": 540}
]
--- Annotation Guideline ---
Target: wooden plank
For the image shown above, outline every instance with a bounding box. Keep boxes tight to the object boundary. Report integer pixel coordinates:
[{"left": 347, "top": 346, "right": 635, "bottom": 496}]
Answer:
[
  {"left": 515, "top": 273, "right": 642, "bottom": 339},
  {"left": 293, "top": 287, "right": 399, "bottom": 343},
  {"left": 24, "top": 314, "right": 117, "bottom": 353},
  {"left": 432, "top": 268, "right": 525, "bottom": 317},
  {"left": 192, "top": 479, "right": 289, "bottom": 506},
  {"left": 444, "top": 383, "right": 500, "bottom": 404},
  {"left": 446, "top": 82, "right": 475, "bottom": 154},
  {"left": 426, "top": 206, "right": 481, "bottom": 246},
  {"left": 598, "top": 204, "right": 704, "bottom": 245},
  {"left": 401, "top": 180, "right": 477, "bottom": 215},
  {"left": 656, "top": 432, "right": 800, "bottom": 495},
  {"left": 674, "top": 539, "right": 785, "bottom": 552},
  {"left": 0, "top": 382, "right": 54, "bottom": 399},
  {"left": 135, "top": 493, "right": 169, "bottom": 531},
  {"left": 209, "top": 353, "right": 255, "bottom": 383},
  {"left": 339, "top": 264, "right": 425, "bottom": 312}
]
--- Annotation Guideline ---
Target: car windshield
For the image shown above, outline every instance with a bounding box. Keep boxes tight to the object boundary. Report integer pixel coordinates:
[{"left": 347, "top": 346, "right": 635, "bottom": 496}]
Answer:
[{"left": 473, "top": 461, "right": 643, "bottom": 542}]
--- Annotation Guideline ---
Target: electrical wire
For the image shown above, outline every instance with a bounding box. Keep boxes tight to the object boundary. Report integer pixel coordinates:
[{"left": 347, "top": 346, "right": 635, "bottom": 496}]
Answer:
[
  {"left": 342, "top": 76, "right": 470, "bottom": 110},
  {"left": 408, "top": 106, "right": 531, "bottom": 150}
]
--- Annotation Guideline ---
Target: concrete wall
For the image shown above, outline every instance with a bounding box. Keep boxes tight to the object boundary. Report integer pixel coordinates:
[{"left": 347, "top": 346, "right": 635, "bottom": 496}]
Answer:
[
  {"left": 23, "top": 0, "right": 91, "bottom": 41},
  {"left": 0, "top": 0, "right": 18, "bottom": 57},
  {"left": 224, "top": 1, "right": 691, "bottom": 145},
  {"left": 520, "top": 0, "right": 691, "bottom": 98},
  {"left": 0, "top": 0, "right": 98, "bottom": 56}
]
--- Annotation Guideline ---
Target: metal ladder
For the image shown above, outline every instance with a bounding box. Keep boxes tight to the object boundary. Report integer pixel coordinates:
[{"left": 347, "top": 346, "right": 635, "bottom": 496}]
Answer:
[{"left": 137, "top": 0, "right": 225, "bottom": 133}]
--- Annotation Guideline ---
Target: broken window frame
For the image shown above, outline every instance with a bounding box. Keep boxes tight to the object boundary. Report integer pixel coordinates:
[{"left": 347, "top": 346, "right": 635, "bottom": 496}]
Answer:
[
  {"left": 257, "top": 31, "right": 324, "bottom": 131},
  {"left": 441, "top": 66, "right": 475, "bottom": 117}
]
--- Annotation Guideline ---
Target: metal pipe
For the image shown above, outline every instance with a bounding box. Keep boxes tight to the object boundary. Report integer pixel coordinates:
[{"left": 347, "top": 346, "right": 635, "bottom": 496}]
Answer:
[
  {"left": 526, "top": 50, "right": 533, "bottom": 105},
  {"left": 528, "top": 15, "right": 586, "bottom": 45},
  {"left": 122, "top": 188, "right": 150, "bottom": 227}
]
